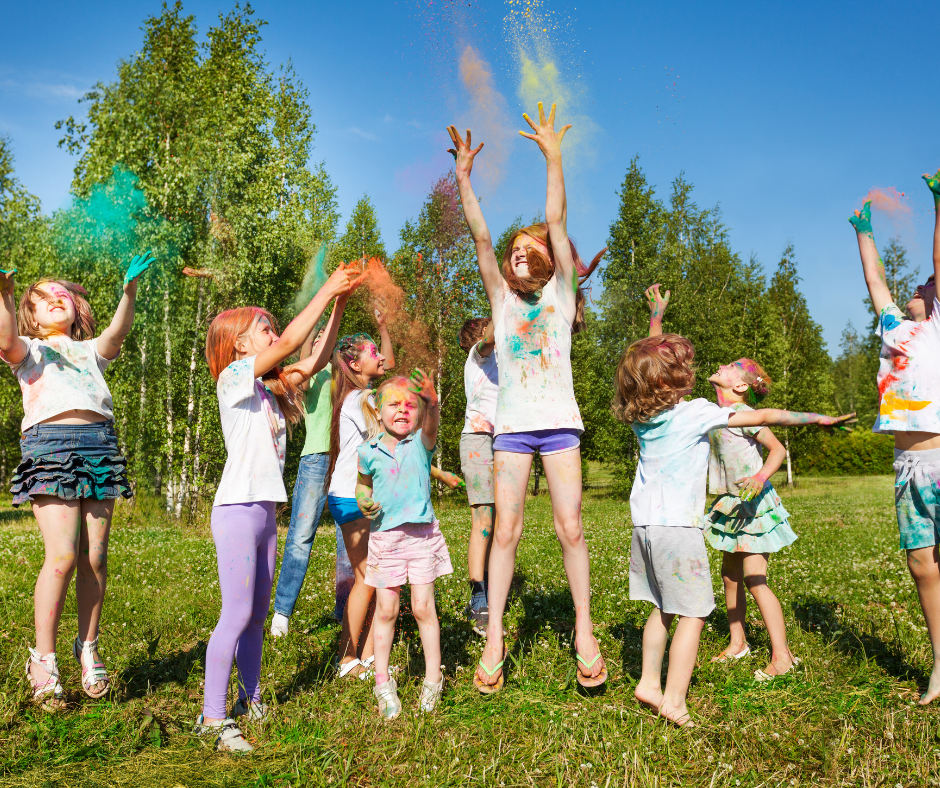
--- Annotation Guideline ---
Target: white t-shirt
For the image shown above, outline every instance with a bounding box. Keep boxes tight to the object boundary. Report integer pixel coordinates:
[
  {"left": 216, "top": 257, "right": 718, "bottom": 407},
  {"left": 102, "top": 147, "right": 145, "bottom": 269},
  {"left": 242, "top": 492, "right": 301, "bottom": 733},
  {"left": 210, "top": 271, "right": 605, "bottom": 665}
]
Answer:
[
  {"left": 6, "top": 335, "right": 114, "bottom": 431},
  {"left": 873, "top": 297, "right": 940, "bottom": 435},
  {"left": 213, "top": 357, "right": 287, "bottom": 507},
  {"left": 462, "top": 345, "right": 499, "bottom": 434},
  {"left": 328, "top": 389, "right": 374, "bottom": 498},
  {"left": 493, "top": 275, "right": 583, "bottom": 435},
  {"left": 708, "top": 403, "right": 765, "bottom": 496},
  {"left": 630, "top": 398, "right": 730, "bottom": 527}
]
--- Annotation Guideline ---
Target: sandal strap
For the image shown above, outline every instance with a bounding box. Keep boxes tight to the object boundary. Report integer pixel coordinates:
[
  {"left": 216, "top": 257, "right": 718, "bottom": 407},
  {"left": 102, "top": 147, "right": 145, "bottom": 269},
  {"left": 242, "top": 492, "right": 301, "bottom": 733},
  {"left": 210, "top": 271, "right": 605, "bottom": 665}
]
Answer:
[
  {"left": 477, "top": 658, "right": 504, "bottom": 677},
  {"left": 576, "top": 651, "right": 602, "bottom": 669},
  {"left": 26, "top": 648, "right": 63, "bottom": 698}
]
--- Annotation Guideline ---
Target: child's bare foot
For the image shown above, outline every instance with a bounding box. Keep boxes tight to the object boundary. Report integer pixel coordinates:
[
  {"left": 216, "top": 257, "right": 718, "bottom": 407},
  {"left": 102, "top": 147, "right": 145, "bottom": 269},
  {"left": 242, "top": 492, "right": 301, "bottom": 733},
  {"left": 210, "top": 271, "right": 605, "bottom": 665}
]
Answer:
[
  {"left": 657, "top": 699, "right": 695, "bottom": 728},
  {"left": 475, "top": 637, "right": 505, "bottom": 689},
  {"left": 711, "top": 642, "right": 750, "bottom": 663},
  {"left": 754, "top": 653, "right": 801, "bottom": 681},
  {"left": 633, "top": 681, "right": 664, "bottom": 713},
  {"left": 918, "top": 666, "right": 940, "bottom": 705}
]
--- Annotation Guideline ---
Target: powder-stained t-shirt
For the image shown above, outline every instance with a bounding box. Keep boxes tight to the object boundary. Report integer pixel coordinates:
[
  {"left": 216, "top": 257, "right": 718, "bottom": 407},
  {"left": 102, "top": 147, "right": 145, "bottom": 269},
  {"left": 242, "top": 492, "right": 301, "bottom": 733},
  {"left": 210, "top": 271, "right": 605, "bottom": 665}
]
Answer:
[
  {"left": 328, "top": 389, "right": 374, "bottom": 498},
  {"left": 708, "top": 402, "right": 765, "bottom": 496},
  {"left": 630, "top": 398, "right": 730, "bottom": 527},
  {"left": 300, "top": 364, "right": 332, "bottom": 456},
  {"left": 493, "top": 275, "right": 583, "bottom": 435},
  {"left": 214, "top": 356, "right": 287, "bottom": 507},
  {"left": 462, "top": 345, "right": 499, "bottom": 435},
  {"left": 357, "top": 429, "right": 436, "bottom": 532},
  {"left": 874, "top": 297, "right": 940, "bottom": 435},
  {"left": 6, "top": 335, "right": 115, "bottom": 431}
]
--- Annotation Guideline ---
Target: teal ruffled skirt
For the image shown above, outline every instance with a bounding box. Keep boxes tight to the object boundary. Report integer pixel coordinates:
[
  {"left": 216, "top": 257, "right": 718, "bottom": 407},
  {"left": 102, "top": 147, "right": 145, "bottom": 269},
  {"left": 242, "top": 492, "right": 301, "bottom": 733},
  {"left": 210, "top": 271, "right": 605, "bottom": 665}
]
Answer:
[{"left": 704, "top": 486, "right": 796, "bottom": 554}]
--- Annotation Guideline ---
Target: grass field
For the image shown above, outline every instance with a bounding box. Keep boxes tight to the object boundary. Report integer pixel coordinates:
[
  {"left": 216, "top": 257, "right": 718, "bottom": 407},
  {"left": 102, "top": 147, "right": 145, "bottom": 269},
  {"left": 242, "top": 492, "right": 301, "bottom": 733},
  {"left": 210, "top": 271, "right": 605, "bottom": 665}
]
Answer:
[{"left": 0, "top": 473, "right": 937, "bottom": 787}]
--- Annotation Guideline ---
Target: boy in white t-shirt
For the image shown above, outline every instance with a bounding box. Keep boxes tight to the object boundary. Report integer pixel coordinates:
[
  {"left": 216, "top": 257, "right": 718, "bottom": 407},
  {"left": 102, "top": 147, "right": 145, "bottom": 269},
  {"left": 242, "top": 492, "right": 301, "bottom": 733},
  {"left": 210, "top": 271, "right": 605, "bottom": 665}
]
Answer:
[{"left": 458, "top": 317, "right": 498, "bottom": 634}]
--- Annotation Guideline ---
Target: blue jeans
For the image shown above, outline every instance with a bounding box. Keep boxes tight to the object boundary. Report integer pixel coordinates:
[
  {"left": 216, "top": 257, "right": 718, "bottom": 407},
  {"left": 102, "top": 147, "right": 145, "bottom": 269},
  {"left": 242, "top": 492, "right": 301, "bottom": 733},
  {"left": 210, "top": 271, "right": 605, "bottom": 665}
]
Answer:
[{"left": 273, "top": 453, "right": 333, "bottom": 617}]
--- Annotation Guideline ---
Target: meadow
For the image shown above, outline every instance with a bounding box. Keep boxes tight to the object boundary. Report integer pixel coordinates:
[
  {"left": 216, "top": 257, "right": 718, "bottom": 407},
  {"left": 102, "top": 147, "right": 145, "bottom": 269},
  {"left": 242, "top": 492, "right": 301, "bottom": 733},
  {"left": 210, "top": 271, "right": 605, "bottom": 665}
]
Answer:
[{"left": 0, "top": 472, "right": 937, "bottom": 787}]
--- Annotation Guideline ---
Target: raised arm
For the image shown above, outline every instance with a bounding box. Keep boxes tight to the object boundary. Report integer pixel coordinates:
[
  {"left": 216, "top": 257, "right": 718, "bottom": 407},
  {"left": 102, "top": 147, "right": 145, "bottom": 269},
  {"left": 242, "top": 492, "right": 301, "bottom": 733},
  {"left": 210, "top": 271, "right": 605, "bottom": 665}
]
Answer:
[
  {"left": 97, "top": 252, "right": 156, "bottom": 360},
  {"left": 447, "top": 126, "right": 503, "bottom": 307},
  {"left": 0, "top": 271, "right": 27, "bottom": 365},
  {"left": 923, "top": 169, "right": 940, "bottom": 286},
  {"left": 645, "top": 283, "right": 670, "bottom": 338},
  {"left": 284, "top": 293, "right": 349, "bottom": 389},
  {"left": 374, "top": 307, "right": 395, "bottom": 371},
  {"left": 254, "top": 265, "right": 357, "bottom": 379},
  {"left": 736, "top": 427, "right": 787, "bottom": 502},
  {"left": 520, "top": 102, "right": 577, "bottom": 297},
  {"left": 729, "top": 409, "right": 856, "bottom": 430},
  {"left": 849, "top": 201, "right": 893, "bottom": 316},
  {"left": 476, "top": 318, "right": 495, "bottom": 358},
  {"left": 409, "top": 368, "right": 440, "bottom": 450}
]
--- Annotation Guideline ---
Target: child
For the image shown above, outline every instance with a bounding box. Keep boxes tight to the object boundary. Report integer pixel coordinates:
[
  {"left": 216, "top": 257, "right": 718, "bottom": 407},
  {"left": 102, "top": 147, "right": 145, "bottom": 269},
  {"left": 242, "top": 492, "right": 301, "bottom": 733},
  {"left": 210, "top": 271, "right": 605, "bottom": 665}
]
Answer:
[
  {"left": 270, "top": 306, "right": 391, "bottom": 638},
  {"left": 0, "top": 253, "right": 155, "bottom": 709},
  {"left": 613, "top": 327, "right": 853, "bottom": 727},
  {"left": 458, "top": 316, "right": 498, "bottom": 635},
  {"left": 448, "top": 104, "right": 607, "bottom": 692},
  {"left": 197, "top": 265, "right": 356, "bottom": 752},
  {"left": 850, "top": 171, "right": 940, "bottom": 704},
  {"left": 356, "top": 372, "right": 453, "bottom": 719}
]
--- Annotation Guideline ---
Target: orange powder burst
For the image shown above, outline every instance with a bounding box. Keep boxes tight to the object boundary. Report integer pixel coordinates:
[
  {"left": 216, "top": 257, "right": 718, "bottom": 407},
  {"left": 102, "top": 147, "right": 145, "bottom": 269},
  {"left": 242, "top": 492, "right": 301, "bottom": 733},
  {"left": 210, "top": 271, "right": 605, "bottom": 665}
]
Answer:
[{"left": 863, "top": 187, "right": 911, "bottom": 216}]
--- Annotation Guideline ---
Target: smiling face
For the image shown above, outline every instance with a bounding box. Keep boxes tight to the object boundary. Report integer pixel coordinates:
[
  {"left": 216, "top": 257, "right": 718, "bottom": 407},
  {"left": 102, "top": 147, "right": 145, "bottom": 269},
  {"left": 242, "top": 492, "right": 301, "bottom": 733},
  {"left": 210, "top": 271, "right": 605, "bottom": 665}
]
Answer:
[
  {"left": 509, "top": 233, "right": 549, "bottom": 280},
  {"left": 30, "top": 282, "right": 76, "bottom": 336},
  {"left": 906, "top": 276, "right": 936, "bottom": 322},
  {"left": 378, "top": 385, "right": 420, "bottom": 439},
  {"left": 708, "top": 359, "right": 752, "bottom": 405},
  {"left": 350, "top": 341, "right": 385, "bottom": 381},
  {"left": 235, "top": 314, "right": 278, "bottom": 358}
]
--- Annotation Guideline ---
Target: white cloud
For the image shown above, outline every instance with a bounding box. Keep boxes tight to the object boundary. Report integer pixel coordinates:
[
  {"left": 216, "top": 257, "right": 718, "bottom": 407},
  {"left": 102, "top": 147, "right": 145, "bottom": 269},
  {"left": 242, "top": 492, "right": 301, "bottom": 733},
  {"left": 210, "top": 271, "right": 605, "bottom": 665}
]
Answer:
[{"left": 348, "top": 126, "right": 379, "bottom": 142}]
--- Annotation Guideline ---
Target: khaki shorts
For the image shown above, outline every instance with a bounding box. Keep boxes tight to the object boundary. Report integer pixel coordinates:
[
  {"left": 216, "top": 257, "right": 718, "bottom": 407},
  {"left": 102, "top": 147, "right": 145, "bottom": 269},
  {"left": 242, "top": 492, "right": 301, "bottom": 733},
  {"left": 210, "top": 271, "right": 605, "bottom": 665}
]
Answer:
[
  {"left": 460, "top": 432, "right": 495, "bottom": 506},
  {"left": 629, "top": 525, "right": 715, "bottom": 618}
]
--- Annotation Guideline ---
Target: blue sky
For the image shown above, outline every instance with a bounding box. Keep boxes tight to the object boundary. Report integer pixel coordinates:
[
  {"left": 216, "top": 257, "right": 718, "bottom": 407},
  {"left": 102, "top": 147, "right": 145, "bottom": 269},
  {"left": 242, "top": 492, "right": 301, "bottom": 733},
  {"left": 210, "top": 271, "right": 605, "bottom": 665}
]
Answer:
[{"left": 1, "top": 0, "right": 937, "bottom": 350}]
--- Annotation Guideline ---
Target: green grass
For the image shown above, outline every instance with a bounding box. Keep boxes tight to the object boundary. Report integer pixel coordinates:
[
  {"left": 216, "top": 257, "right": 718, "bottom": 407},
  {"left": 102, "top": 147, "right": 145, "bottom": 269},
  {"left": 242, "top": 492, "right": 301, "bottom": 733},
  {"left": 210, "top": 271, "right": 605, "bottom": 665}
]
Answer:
[{"left": 0, "top": 474, "right": 937, "bottom": 786}]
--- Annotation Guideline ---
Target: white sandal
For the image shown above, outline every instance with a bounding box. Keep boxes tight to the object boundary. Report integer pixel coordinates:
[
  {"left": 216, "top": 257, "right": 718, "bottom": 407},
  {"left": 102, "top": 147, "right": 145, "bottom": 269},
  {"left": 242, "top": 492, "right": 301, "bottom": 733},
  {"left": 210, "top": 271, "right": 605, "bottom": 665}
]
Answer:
[
  {"left": 26, "top": 647, "right": 66, "bottom": 710},
  {"left": 73, "top": 636, "right": 110, "bottom": 698}
]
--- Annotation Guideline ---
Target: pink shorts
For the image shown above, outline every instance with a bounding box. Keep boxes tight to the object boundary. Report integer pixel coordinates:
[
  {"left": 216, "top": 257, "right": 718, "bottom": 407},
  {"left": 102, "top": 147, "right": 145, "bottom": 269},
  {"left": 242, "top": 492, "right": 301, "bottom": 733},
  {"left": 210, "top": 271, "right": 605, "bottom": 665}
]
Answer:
[{"left": 364, "top": 521, "right": 453, "bottom": 588}]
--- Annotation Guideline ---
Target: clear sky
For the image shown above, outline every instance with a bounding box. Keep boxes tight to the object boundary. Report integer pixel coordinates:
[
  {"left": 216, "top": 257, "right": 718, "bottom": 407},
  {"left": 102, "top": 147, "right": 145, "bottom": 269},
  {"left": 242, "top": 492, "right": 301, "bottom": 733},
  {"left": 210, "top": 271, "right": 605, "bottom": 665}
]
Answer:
[{"left": 1, "top": 0, "right": 937, "bottom": 350}]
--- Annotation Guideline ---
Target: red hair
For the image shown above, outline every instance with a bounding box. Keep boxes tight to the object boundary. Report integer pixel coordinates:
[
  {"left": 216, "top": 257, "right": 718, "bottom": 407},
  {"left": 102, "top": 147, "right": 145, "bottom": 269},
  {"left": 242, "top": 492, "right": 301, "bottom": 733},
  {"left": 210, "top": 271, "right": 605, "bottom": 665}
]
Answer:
[
  {"left": 205, "top": 307, "right": 304, "bottom": 426},
  {"left": 613, "top": 334, "right": 696, "bottom": 423}
]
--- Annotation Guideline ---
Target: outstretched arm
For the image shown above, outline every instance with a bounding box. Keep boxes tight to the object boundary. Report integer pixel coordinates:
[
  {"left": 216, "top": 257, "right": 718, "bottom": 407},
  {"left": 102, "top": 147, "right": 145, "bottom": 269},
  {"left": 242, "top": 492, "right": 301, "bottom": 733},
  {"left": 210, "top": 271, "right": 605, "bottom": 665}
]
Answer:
[
  {"left": 409, "top": 368, "right": 440, "bottom": 450},
  {"left": 923, "top": 169, "right": 940, "bottom": 286},
  {"left": 729, "top": 409, "right": 856, "bottom": 430},
  {"left": 0, "top": 271, "right": 27, "bottom": 365},
  {"left": 374, "top": 308, "right": 395, "bottom": 371},
  {"left": 284, "top": 294, "right": 348, "bottom": 389},
  {"left": 645, "top": 283, "right": 670, "bottom": 337},
  {"left": 447, "top": 126, "right": 503, "bottom": 307},
  {"left": 735, "top": 427, "right": 787, "bottom": 502},
  {"left": 520, "top": 102, "right": 576, "bottom": 297},
  {"left": 849, "top": 201, "right": 892, "bottom": 316},
  {"left": 431, "top": 466, "right": 465, "bottom": 490},
  {"left": 97, "top": 251, "right": 156, "bottom": 360}
]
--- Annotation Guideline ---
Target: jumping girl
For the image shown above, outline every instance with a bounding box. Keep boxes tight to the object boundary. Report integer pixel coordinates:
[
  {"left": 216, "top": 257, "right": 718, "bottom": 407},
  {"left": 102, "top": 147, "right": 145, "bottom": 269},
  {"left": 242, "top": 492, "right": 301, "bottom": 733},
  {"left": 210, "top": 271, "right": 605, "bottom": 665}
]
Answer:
[
  {"left": 448, "top": 103, "right": 607, "bottom": 692},
  {"left": 356, "top": 371, "right": 453, "bottom": 719},
  {"left": 850, "top": 170, "right": 940, "bottom": 704},
  {"left": 197, "top": 265, "right": 356, "bottom": 752},
  {"left": 0, "top": 252, "right": 155, "bottom": 709}
]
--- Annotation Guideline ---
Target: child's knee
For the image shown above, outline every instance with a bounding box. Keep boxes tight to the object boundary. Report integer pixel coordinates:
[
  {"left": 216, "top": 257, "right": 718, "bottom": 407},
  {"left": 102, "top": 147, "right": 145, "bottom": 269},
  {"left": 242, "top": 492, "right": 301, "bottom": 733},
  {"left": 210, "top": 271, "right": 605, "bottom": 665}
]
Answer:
[
  {"left": 554, "top": 517, "right": 584, "bottom": 548},
  {"left": 742, "top": 573, "right": 768, "bottom": 591},
  {"left": 411, "top": 594, "right": 436, "bottom": 621},
  {"left": 493, "top": 519, "right": 522, "bottom": 549},
  {"left": 46, "top": 549, "right": 77, "bottom": 576},
  {"left": 907, "top": 548, "right": 939, "bottom": 580}
]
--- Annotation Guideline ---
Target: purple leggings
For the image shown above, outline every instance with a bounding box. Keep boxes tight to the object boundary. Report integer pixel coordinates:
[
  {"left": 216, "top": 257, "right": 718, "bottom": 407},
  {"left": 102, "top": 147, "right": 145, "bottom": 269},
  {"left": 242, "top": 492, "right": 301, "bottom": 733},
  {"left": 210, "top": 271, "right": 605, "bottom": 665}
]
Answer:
[{"left": 203, "top": 501, "right": 277, "bottom": 719}]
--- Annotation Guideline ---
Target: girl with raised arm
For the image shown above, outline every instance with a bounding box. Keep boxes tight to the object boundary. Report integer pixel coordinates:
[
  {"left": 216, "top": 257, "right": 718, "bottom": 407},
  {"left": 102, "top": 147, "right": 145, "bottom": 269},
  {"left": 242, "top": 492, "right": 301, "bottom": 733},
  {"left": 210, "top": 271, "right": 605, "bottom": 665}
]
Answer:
[
  {"left": 850, "top": 171, "right": 940, "bottom": 704},
  {"left": 448, "top": 103, "right": 606, "bottom": 692}
]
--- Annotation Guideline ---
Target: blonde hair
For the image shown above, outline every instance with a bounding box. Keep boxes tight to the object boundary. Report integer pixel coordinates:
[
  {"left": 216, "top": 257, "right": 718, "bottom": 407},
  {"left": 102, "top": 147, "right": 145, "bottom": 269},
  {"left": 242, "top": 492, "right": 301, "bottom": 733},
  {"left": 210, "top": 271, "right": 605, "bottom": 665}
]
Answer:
[
  {"left": 735, "top": 358, "right": 772, "bottom": 405},
  {"left": 18, "top": 279, "right": 95, "bottom": 340},
  {"left": 613, "top": 334, "right": 696, "bottom": 423}
]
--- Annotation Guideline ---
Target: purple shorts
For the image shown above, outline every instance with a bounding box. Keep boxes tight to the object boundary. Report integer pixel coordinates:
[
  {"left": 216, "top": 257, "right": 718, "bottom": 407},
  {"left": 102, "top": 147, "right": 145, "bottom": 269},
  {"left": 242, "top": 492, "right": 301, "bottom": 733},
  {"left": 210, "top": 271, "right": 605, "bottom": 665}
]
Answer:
[{"left": 492, "top": 428, "right": 581, "bottom": 455}]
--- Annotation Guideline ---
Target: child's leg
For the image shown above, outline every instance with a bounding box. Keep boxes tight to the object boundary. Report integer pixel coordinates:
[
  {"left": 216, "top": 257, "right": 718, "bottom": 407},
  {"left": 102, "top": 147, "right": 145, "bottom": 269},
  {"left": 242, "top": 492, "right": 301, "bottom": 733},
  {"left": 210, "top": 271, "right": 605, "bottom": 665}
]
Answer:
[
  {"left": 468, "top": 503, "right": 494, "bottom": 586},
  {"left": 338, "top": 518, "right": 376, "bottom": 665},
  {"left": 659, "top": 615, "right": 706, "bottom": 726},
  {"left": 906, "top": 546, "right": 940, "bottom": 704},
  {"left": 716, "top": 551, "right": 748, "bottom": 658},
  {"left": 742, "top": 552, "right": 793, "bottom": 673},
  {"left": 372, "top": 587, "right": 400, "bottom": 684},
  {"left": 75, "top": 500, "right": 113, "bottom": 643},
  {"left": 477, "top": 451, "right": 532, "bottom": 684},
  {"left": 411, "top": 582, "right": 442, "bottom": 684},
  {"left": 635, "top": 607, "right": 673, "bottom": 710},
  {"left": 542, "top": 447, "right": 603, "bottom": 676},
  {"left": 235, "top": 502, "right": 277, "bottom": 706},
  {"left": 203, "top": 505, "right": 262, "bottom": 721}
]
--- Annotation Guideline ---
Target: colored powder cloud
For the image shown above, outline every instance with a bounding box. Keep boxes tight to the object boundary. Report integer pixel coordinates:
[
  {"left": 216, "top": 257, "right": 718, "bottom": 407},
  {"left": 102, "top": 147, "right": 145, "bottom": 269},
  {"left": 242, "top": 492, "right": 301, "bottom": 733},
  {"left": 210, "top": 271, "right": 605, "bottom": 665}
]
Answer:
[
  {"left": 864, "top": 187, "right": 911, "bottom": 216},
  {"left": 292, "top": 243, "right": 329, "bottom": 316},
  {"left": 458, "top": 44, "right": 511, "bottom": 189}
]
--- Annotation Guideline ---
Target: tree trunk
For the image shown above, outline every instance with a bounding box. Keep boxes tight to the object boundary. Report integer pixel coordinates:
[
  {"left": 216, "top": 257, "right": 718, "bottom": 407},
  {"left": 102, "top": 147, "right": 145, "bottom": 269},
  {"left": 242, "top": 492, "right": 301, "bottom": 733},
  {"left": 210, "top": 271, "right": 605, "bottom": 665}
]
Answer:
[
  {"left": 784, "top": 434, "right": 794, "bottom": 488},
  {"left": 179, "top": 280, "right": 204, "bottom": 515},
  {"left": 163, "top": 286, "right": 177, "bottom": 512}
]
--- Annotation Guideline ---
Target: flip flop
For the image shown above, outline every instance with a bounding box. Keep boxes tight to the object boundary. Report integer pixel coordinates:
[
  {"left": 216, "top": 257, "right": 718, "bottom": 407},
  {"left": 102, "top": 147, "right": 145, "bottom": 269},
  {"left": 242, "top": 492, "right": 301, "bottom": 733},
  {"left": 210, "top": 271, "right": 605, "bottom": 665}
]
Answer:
[
  {"left": 575, "top": 641, "right": 608, "bottom": 688},
  {"left": 473, "top": 649, "right": 507, "bottom": 695},
  {"left": 711, "top": 644, "right": 751, "bottom": 663}
]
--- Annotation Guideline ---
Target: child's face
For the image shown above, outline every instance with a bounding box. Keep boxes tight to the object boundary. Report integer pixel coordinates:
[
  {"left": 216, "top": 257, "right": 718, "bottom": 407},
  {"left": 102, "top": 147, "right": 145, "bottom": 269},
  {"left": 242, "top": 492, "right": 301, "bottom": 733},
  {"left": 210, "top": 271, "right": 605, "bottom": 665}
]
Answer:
[
  {"left": 708, "top": 360, "right": 749, "bottom": 393},
  {"left": 236, "top": 315, "right": 278, "bottom": 358},
  {"left": 31, "top": 283, "right": 76, "bottom": 335},
  {"left": 351, "top": 341, "right": 385, "bottom": 380},
  {"left": 379, "top": 386, "right": 419, "bottom": 439},
  {"left": 906, "top": 277, "right": 936, "bottom": 322},
  {"left": 509, "top": 234, "right": 548, "bottom": 280}
]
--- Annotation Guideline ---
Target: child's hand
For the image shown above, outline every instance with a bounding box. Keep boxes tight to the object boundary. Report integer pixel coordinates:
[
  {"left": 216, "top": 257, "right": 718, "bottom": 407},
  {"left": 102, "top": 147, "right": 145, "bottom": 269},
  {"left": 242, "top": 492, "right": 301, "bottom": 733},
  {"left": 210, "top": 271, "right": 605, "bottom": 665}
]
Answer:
[
  {"left": 409, "top": 368, "right": 438, "bottom": 405},
  {"left": 437, "top": 470, "right": 464, "bottom": 490},
  {"left": 123, "top": 251, "right": 156, "bottom": 287},
  {"left": 327, "top": 264, "right": 359, "bottom": 297},
  {"left": 356, "top": 494, "right": 382, "bottom": 520},
  {"left": 645, "top": 283, "right": 670, "bottom": 321},
  {"left": 373, "top": 307, "right": 387, "bottom": 329},
  {"left": 446, "top": 126, "right": 484, "bottom": 178},
  {"left": 819, "top": 412, "right": 857, "bottom": 431},
  {"left": 735, "top": 473, "right": 767, "bottom": 502},
  {"left": 923, "top": 169, "right": 940, "bottom": 202},
  {"left": 519, "top": 102, "right": 571, "bottom": 159},
  {"left": 0, "top": 269, "right": 15, "bottom": 296},
  {"left": 849, "top": 201, "right": 874, "bottom": 238}
]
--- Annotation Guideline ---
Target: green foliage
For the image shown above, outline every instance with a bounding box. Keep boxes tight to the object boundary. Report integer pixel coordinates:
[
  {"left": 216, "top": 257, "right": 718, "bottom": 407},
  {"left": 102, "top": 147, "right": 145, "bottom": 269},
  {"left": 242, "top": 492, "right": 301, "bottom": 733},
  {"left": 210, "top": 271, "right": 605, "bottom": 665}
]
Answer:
[{"left": 798, "top": 431, "right": 895, "bottom": 475}]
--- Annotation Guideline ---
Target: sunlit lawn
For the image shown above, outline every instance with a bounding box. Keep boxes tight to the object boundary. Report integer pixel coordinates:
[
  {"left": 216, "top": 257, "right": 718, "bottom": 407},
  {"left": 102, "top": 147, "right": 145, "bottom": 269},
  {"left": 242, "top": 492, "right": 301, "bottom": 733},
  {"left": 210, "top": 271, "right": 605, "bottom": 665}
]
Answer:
[{"left": 0, "top": 472, "right": 936, "bottom": 786}]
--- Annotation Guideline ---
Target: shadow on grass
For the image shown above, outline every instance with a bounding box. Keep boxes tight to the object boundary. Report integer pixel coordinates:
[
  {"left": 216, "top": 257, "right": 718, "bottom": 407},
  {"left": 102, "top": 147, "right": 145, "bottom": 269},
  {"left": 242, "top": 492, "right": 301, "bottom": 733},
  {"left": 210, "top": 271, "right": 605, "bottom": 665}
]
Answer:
[
  {"left": 119, "top": 635, "right": 207, "bottom": 700},
  {"left": 793, "top": 596, "right": 926, "bottom": 685},
  {"left": 275, "top": 614, "right": 341, "bottom": 699}
]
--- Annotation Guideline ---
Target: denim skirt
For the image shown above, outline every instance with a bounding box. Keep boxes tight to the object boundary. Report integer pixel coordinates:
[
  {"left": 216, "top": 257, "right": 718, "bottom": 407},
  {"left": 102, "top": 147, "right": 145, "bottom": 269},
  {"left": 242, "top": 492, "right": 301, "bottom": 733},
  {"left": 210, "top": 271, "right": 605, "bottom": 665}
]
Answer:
[{"left": 11, "top": 421, "right": 132, "bottom": 506}]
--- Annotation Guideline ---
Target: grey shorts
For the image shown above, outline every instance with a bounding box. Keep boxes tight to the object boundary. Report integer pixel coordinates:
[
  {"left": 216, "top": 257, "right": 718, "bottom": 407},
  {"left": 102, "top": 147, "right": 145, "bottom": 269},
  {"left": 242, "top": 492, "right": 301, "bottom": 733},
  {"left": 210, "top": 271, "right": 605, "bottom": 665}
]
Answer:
[
  {"left": 629, "top": 525, "right": 715, "bottom": 618},
  {"left": 459, "top": 432, "right": 495, "bottom": 506}
]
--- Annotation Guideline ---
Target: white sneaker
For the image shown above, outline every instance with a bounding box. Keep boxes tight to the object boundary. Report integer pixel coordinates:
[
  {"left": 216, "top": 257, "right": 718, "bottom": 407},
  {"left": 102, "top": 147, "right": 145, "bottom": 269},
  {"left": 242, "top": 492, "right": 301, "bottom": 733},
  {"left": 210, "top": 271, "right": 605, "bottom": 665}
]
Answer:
[
  {"left": 195, "top": 714, "right": 254, "bottom": 752},
  {"left": 419, "top": 675, "right": 444, "bottom": 713},
  {"left": 270, "top": 613, "right": 289, "bottom": 638},
  {"left": 373, "top": 678, "right": 402, "bottom": 720},
  {"left": 231, "top": 698, "right": 268, "bottom": 722}
]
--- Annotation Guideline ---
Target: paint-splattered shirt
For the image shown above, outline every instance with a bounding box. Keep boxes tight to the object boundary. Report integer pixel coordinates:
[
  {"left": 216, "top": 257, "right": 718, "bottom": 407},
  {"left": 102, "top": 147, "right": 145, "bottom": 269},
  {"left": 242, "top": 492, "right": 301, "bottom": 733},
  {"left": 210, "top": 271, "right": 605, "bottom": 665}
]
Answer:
[
  {"left": 708, "top": 403, "right": 765, "bottom": 496},
  {"left": 874, "top": 297, "right": 940, "bottom": 435},
  {"left": 630, "top": 398, "right": 731, "bottom": 527},
  {"left": 462, "top": 345, "right": 499, "bottom": 435},
  {"left": 213, "top": 356, "right": 287, "bottom": 507},
  {"left": 6, "top": 335, "right": 114, "bottom": 431},
  {"left": 358, "top": 429, "right": 436, "bottom": 532},
  {"left": 300, "top": 364, "right": 332, "bottom": 456},
  {"left": 493, "top": 275, "right": 582, "bottom": 435},
  {"left": 328, "top": 389, "right": 375, "bottom": 498}
]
